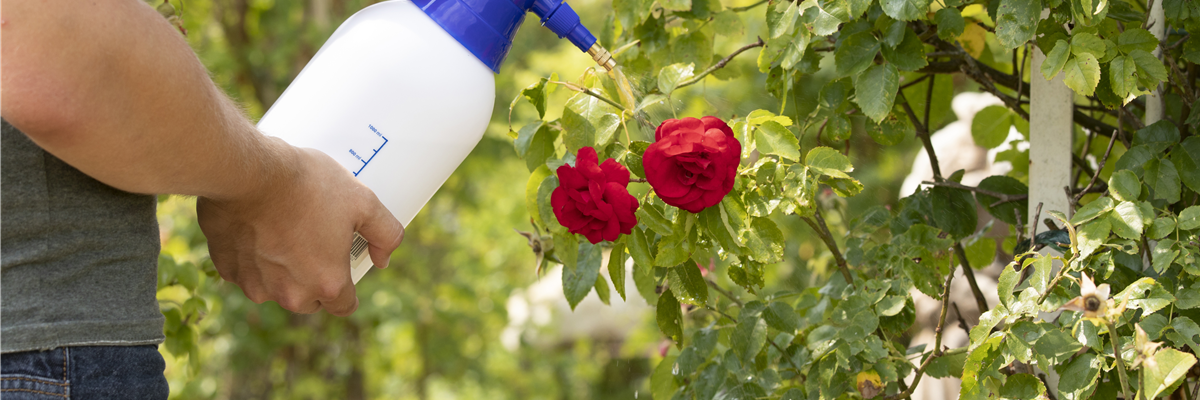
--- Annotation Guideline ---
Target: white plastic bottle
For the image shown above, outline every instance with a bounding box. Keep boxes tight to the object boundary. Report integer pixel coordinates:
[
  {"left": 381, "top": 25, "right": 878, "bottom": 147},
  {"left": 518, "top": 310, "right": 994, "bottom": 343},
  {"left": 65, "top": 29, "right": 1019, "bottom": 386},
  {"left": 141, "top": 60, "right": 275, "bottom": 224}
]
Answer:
[{"left": 256, "top": 0, "right": 614, "bottom": 283}]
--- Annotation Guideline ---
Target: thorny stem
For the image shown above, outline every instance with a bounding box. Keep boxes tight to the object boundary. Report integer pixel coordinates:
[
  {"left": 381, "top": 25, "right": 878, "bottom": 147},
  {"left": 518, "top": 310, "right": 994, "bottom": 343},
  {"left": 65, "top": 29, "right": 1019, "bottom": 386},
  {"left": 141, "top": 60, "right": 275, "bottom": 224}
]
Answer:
[
  {"left": 800, "top": 208, "right": 856, "bottom": 288},
  {"left": 882, "top": 265, "right": 962, "bottom": 400},
  {"left": 675, "top": 38, "right": 766, "bottom": 90},
  {"left": 1108, "top": 321, "right": 1135, "bottom": 400},
  {"left": 1073, "top": 123, "right": 1121, "bottom": 206}
]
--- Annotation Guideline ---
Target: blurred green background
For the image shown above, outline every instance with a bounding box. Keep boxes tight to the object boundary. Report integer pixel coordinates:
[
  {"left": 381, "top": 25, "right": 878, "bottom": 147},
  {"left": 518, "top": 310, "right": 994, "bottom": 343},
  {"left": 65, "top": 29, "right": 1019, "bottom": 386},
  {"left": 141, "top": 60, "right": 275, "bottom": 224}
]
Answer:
[{"left": 152, "top": 0, "right": 935, "bottom": 398}]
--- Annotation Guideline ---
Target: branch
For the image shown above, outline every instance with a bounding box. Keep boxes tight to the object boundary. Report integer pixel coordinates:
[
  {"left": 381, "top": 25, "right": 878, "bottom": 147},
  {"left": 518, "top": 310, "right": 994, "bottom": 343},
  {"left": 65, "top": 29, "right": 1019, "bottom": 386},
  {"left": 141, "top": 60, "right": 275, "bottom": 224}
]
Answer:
[
  {"left": 954, "top": 243, "right": 990, "bottom": 313},
  {"left": 920, "top": 180, "right": 1024, "bottom": 204},
  {"left": 897, "top": 90, "right": 942, "bottom": 180},
  {"left": 729, "top": 0, "right": 769, "bottom": 12},
  {"left": 1072, "top": 122, "right": 1120, "bottom": 205},
  {"left": 675, "top": 38, "right": 766, "bottom": 90},
  {"left": 549, "top": 80, "right": 626, "bottom": 111},
  {"left": 800, "top": 208, "right": 856, "bottom": 288},
  {"left": 882, "top": 267, "right": 964, "bottom": 400}
]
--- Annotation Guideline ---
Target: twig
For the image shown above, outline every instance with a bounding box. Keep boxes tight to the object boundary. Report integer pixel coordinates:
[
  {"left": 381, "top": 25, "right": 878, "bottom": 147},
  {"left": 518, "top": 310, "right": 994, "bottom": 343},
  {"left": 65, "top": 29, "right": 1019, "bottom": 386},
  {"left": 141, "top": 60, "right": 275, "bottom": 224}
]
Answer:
[
  {"left": 675, "top": 38, "right": 766, "bottom": 90},
  {"left": 924, "top": 74, "right": 936, "bottom": 131},
  {"left": 728, "top": 0, "right": 769, "bottom": 12},
  {"left": 921, "top": 180, "right": 1023, "bottom": 204},
  {"left": 990, "top": 194, "right": 1029, "bottom": 208},
  {"left": 549, "top": 80, "right": 626, "bottom": 111},
  {"left": 1029, "top": 202, "right": 1044, "bottom": 253},
  {"left": 706, "top": 279, "right": 742, "bottom": 307},
  {"left": 800, "top": 208, "right": 856, "bottom": 288},
  {"left": 899, "top": 74, "right": 930, "bottom": 90},
  {"left": 1073, "top": 126, "right": 1120, "bottom": 205},
  {"left": 898, "top": 90, "right": 942, "bottom": 180},
  {"left": 950, "top": 302, "right": 972, "bottom": 335},
  {"left": 882, "top": 267, "right": 963, "bottom": 400}
]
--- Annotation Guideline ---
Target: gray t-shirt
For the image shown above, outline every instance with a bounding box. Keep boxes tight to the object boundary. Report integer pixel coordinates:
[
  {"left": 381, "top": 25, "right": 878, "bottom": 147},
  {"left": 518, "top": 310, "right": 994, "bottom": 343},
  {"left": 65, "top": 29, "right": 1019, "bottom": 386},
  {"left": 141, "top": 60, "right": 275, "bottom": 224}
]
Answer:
[{"left": 1, "top": 119, "right": 164, "bottom": 353}]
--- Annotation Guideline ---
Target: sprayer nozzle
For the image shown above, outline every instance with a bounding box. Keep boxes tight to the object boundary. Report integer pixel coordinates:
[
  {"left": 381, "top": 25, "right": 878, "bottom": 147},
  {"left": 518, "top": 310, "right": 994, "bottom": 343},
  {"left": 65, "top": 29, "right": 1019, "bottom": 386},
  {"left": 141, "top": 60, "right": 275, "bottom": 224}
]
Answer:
[{"left": 587, "top": 44, "right": 617, "bottom": 72}]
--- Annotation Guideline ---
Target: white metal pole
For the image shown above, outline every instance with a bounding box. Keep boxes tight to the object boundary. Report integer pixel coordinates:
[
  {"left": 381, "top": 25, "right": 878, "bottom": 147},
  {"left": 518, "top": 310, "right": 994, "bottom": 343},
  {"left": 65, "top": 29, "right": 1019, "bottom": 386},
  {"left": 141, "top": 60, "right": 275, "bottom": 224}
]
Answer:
[{"left": 1029, "top": 46, "right": 1075, "bottom": 225}]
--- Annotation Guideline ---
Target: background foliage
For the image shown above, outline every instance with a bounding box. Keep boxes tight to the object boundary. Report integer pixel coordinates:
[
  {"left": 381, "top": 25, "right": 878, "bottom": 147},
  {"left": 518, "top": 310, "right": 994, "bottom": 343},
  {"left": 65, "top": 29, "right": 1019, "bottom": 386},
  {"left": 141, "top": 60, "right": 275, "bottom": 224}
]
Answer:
[{"left": 153, "top": 0, "right": 1200, "bottom": 398}]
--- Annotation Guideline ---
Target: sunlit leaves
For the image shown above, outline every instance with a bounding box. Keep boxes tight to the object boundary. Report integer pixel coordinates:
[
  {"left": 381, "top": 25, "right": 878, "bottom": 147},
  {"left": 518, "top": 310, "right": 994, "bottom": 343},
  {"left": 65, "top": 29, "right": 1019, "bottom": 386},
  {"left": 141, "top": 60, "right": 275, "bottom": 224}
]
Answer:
[
  {"left": 658, "top": 63, "right": 695, "bottom": 94},
  {"left": 995, "top": 0, "right": 1042, "bottom": 49},
  {"left": 1144, "top": 348, "right": 1197, "bottom": 399},
  {"left": 562, "top": 92, "right": 621, "bottom": 153},
  {"left": 1062, "top": 53, "right": 1101, "bottom": 96},
  {"left": 880, "top": 0, "right": 932, "bottom": 21},
  {"left": 755, "top": 121, "right": 802, "bottom": 161},
  {"left": 1041, "top": 40, "right": 1071, "bottom": 80}
]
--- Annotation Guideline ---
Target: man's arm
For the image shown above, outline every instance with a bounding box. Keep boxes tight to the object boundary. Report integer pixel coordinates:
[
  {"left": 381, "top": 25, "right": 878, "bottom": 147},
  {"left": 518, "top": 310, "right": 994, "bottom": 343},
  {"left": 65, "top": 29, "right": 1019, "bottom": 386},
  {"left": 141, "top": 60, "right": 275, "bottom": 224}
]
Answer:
[{"left": 0, "top": 0, "right": 404, "bottom": 316}]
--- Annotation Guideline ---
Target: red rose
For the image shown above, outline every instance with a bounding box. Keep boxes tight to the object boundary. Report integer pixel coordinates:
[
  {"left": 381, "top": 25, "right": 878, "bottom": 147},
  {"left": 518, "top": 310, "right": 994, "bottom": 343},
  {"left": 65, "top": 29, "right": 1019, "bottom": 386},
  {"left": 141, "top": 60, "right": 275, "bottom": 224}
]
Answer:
[
  {"left": 643, "top": 116, "right": 741, "bottom": 213},
  {"left": 551, "top": 147, "right": 639, "bottom": 244}
]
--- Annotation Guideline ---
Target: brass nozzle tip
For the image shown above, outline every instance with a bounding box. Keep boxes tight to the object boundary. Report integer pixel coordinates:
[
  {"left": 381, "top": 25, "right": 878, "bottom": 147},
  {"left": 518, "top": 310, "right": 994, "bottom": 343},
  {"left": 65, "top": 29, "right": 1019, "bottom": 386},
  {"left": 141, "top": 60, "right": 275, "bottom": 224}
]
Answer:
[{"left": 587, "top": 44, "right": 617, "bottom": 72}]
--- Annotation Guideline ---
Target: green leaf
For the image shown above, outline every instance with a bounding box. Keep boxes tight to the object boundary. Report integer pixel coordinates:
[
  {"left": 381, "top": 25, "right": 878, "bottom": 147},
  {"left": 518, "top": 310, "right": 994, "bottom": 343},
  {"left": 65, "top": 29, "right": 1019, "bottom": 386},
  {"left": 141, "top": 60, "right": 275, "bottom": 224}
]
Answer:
[
  {"left": 869, "top": 114, "right": 912, "bottom": 146},
  {"left": 538, "top": 176, "right": 564, "bottom": 233},
  {"left": 995, "top": 0, "right": 1042, "bottom": 49},
  {"left": 1028, "top": 256, "right": 1053, "bottom": 294},
  {"left": 631, "top": 236, "right": 658, "bottom": 302},
  {"left": 1035, "top": 328, "right": 1084, "bottom": 365},
  {"left": 594, "top": 274, "right": 611, "bottom": 305},
  {"left": 1108, "top": 170, "right": 1141, "bottom": 202},
  {"left": 972, "top": 105, "right": 1017, "bottom": 149},
  {"left": 658, "top": 63, "right": 695, "bottom": 94},
  {"left": 637, "top": 204, "right": 675, "bottom": 236},
  {"left": 998, "top": 262, "right": 1019, "bottom": 307},
  {"left": 657, "top": 290, "right": 684, "bottom": 343},
  {"left": 563, "top": 241, "right": 604, "bottom": 309},
  {"left": 854, "top": 63, "right": 901, "bottom": 122},
  {"left": 655, "top": 235, "right": 691, "bottom": 267},
  {"left": 1001, "top": 373, "right": 1045, "bottom": 400},
  {"left": 1148, "top": 216, "right": 1177, "bottom": 240},
  {"left": 608, "top": 242, "right": 627, "bottom": 301},
  {"left": 669, "top": 263, "right": 708, "bottom": 306},
  {"left": 1056, "top": 352, "right": 1102, "bottom": 395},
  {"left": 1076, "top": 218, "right": 1111, "bottom": 258},
  {"left": 1070, "top": 196, "right": 1115, "bottom": 225},
  {"left": 880, "top": 28, "right": 928, "bottom": 71},
  {"left": 967, "top": 239, "right": 997, "bottom": 271},
  {"left": 1145, "top": 157, "right": 1182, "bottom": 203},
  {"left": 562, "top": 92, "right": 621, "bottom": 153},
  {"left": 806, "top": 146, "right": 854, "bottom": 177},
  {"left": 1115, "top": 278, "right": 1177, "bottom": 316},
  {"left": 926, "top": 349, "right": 967, "bottom": 378},
  {"left": 1116, "top": 145, "right": 1155, "bottom": 176},
  {"left": 880, "top": 0, "right": 932, "bottom": 21},
  {"left": 1144, "top": 348, "right": 1197, "bottom": 399},
  {"left": 1108, "top": 201, "right": 1145, "bottom": 240},
  {"left": 1171, "top": 137, "right": 1200, "bottom": 193},
  {"left": 931, "top": 185, "right": 978, "bottom": 239},
  {"left": 1130, "top": 49, "right": 1169, "bottom": 89},
  {"left": 712, "top": 10, "right": 743, "bottom": 37},
  {"left": 700, "top": 204, "right": 744, "bottom": 255},
  {"left": 764, "top": 301, "right": 802, "bottom": 332},
  {"left": 976, "top": 175, "right": 1029, "bottom": 226},
  {"left": 732, "top": 311, "right": 768, "bottom": 365},
  {"left": 961, "top": 334, "right": 1004, "bottom": 399},
  {"left": 1134, "top": 120, "right": 1182, "bottom": 153},
  {"left": 660, "top": 0, "right": 691, "bottom": 11},
  {"left": 1116, "top": 28, "right": 1159, "bottom": 54},
  {"left": 834, "top": 31, "right": 880, "bottom": 77},
  {"left": 520, "top": 78, "right": 549, "bottom": 119},
  {"left": 1181, "top": 206, "right": 1200, "bottom": 230},
  {"left": 1109, "top": 54, "right": 1139, "bottom": 98},
  {"left": 1062, "top": 53, "right": 1101, "bottom": 96},
  {"left": 935, "top": 8, "right": 966, "bottom": 40},
  {"left": 1070, "top": 32, "right": 1106, "bottom": 59},
  {"left": 769, "top": 1, "right": 799, "bottom": 38},
  {"left": 755, "top": 121, "right": 801, "bottom": 161},
  {"left": 651, "top": 355, "right": 680, "bottom": 400},
  {"left": 1041, "top": 40, "right": 1072, "bottom": 80},
  {"left": 743, "top": 217, "right": 785, "bottom": 263}
]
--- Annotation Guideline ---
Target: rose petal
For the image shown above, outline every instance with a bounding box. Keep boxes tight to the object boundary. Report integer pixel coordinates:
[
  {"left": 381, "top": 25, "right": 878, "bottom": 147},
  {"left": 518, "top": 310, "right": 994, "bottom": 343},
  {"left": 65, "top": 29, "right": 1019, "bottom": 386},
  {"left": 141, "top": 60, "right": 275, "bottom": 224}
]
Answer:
[{"left": 600, "top": 159, "right": 630, "bottom": 186}]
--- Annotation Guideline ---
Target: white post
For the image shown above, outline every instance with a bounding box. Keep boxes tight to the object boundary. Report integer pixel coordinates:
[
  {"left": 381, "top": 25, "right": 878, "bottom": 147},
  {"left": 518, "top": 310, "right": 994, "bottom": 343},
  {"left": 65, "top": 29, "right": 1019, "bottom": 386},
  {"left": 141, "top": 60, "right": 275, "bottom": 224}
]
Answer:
[
  {"left": 1145, "top": 0, "right": 1167, "bottom": 125},
  {"left": 1029, "top": 46, "right": 1075, "bottom": 224}
]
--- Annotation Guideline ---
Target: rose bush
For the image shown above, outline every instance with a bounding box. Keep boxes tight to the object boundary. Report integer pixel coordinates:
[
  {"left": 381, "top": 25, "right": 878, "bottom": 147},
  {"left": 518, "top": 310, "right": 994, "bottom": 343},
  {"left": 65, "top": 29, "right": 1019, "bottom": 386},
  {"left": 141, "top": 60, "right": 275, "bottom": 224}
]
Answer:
[
  {"left": 643, "top": 116, "right": 741, "bottom": 213},
  {"left": 550, "top": 146, "right": 639, "bottom": 244}
]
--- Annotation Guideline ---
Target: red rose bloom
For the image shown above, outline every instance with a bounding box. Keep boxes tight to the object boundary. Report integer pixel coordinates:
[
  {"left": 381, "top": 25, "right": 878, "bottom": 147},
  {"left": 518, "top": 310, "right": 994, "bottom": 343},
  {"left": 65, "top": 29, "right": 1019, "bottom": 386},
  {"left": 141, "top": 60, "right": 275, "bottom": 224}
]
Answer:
[
  {"left": 643, "top": 116, "right": 741, "bottom": 213},
  {"left": 551, "top": 147, "right": 639, "bottom": 244}
]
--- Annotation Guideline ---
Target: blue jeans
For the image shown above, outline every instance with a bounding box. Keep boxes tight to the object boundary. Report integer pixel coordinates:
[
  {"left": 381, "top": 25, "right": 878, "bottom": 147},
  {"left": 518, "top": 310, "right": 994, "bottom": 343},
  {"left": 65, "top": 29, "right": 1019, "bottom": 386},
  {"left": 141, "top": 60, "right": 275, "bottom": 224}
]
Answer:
[{"left": 1, "top": 346, "right": 168, "bottom": 399}]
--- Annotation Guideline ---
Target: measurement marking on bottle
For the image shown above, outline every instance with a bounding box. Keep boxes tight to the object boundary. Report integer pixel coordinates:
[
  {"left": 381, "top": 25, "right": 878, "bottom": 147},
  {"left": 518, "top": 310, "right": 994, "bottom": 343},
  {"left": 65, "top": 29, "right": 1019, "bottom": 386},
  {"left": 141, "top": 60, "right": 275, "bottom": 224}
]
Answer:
[{"left": 349, "top": 124, "right": 389, "bottom": 177}]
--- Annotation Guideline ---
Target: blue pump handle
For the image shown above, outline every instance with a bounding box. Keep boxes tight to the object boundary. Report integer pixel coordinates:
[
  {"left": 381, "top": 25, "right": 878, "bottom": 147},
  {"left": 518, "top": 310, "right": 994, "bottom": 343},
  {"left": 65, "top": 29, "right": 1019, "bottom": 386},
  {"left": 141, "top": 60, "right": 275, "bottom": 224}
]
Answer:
[{"left": 409, "top": 0, "right": 597, "bottom": 73}]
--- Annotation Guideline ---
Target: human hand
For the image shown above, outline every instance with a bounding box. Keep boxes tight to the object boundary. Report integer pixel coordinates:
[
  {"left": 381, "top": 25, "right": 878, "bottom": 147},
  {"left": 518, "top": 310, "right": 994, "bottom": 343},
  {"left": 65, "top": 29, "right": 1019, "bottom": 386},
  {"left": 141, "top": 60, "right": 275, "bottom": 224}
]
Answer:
[{"left": 197, "top": 143, "right": 404, "bottom": 316}]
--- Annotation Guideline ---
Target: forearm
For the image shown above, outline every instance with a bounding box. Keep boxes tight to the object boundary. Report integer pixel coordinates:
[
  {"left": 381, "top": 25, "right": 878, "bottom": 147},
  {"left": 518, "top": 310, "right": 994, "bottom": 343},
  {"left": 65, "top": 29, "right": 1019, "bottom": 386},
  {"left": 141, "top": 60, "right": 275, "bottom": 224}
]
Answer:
[{"left": 0, "top": 0, "right": 292, "bottom": 200}]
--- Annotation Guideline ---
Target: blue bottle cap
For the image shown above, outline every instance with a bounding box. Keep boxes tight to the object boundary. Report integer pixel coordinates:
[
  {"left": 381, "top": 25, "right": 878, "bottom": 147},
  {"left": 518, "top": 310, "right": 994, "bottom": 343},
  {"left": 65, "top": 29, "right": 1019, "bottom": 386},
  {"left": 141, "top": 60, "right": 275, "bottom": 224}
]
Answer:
[{"left": 410, "top": 0, "right": 598, "bottom": 73}]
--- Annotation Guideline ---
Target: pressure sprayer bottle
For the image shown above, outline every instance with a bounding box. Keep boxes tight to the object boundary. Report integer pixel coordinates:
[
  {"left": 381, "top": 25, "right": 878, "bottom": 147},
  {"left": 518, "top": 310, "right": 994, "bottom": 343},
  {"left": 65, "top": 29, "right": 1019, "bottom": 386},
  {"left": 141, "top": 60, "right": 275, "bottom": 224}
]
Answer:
[{"left": 256, "top": 0, "right": 616, "bottom": 283}]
